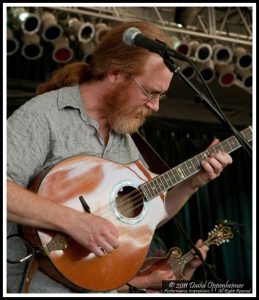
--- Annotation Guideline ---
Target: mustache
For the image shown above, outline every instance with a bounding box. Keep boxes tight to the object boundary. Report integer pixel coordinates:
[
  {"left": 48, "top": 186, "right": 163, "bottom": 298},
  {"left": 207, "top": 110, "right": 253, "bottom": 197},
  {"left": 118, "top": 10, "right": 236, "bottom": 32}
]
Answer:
[{"left": 135, "top": 107, "right": 153, "bottom": 118}]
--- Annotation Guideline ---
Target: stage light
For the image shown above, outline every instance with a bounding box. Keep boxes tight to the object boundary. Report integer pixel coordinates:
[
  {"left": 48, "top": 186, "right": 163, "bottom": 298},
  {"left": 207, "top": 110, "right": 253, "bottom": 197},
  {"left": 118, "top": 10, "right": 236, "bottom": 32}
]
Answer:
[
  {"left": 7, "top": 27, "right": 19, "bottom": 56},
  {"left": 95, "top": 23, "right": 111, "bottom": 44},
  {"left": 68, "top": 18, "right": 95, "bottom": 43},
  {"left": 216, "top": 64, "right": 236, "bottom": 87},
  {"left": 213, "top": 44, "right": 233, "bottom": 65},
  {"left": 81, "top": 41, "right": 95, "bottom": 63},
  {"left": 12, "top": 7, "right": 41, "bottom": 35},
  {"left": 188, "top": 41, "right": 213, "bottom": 63},
  {"left": 52, "top": 36, "right": 74, "bottom": 64},
  {"left": 233, "top": 47, "right": 252, "bottom": 70},
  {"left": 171, "top": 36, "right": 191, "bottom": 56},
  {"left": 41, "top": 11, "right": 63, "bottom": 42},
  {"left": 197, "top": 60, "right": 216, "bottom": 83},
  {"left": 236, "top": 68, "right": 252, "bottom": 90},
  {"left": 21, "top": 33, "right": 43, "bottom": 60},
  {"left": 178, "top": 61, "right": 195, "bottom": 79},
  {"left": 195, "top": 43, "right": 213, "bottom": 63}
]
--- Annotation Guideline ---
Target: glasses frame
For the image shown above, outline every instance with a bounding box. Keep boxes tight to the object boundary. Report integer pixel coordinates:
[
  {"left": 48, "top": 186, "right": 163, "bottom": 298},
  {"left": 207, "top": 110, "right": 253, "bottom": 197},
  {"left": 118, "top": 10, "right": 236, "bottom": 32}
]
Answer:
[{"left": 132, "top": 77, "right": 167, "bottom": 102}]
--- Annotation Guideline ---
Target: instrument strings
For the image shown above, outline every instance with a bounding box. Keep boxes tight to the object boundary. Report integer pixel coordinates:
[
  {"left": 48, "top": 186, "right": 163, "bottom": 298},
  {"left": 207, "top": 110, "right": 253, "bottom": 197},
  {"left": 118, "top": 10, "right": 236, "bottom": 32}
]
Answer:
[{"left": 98, "top": 186, "right": 147, "bottom": 218}]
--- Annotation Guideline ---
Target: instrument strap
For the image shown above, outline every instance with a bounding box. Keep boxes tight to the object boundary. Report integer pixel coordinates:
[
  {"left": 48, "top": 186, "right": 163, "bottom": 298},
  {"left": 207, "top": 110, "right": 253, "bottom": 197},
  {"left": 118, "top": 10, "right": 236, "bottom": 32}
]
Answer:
[{"left": 131, "top": 132, "right": 170, "bottom": 174}]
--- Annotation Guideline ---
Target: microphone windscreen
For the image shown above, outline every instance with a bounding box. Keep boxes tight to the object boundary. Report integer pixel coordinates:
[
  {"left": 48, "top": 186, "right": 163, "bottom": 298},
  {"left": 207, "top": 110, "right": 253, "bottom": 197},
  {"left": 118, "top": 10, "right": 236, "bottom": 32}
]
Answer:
[{"left": 123, "top": 27, "right": 141, "bottom": 46}]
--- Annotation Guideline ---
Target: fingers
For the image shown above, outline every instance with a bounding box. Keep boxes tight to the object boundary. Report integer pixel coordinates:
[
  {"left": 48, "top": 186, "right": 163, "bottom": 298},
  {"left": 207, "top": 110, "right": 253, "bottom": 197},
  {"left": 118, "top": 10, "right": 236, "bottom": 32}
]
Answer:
[
  {"left": 71, "top": 212, "right": 120, "bottom": 257},
  {"left": 194, "top": 239, "right": 203, "bottom": 247},
  {"left": 210, "top": 150, "right": 233, "bottom": 166},
  {"left": 92, "top": 245, "right": 106, "bottom": 257},
  {"left": 201, "top": 157, "right": 222, "bottom": 177},
  {"left": 205, "top": 151, "right": 232, "bottom": 169},
  {"left": 201, "top": 151, "right": 232, "bottom": 179},
  {"left": 95, "top": 233, "right": 120, "bottom": 256},
  {"left": 190, "top": 147, "right": 233, "bottom": 190},
  {"left": 191, "top": 240, "right": 209, "bottom": 263}
]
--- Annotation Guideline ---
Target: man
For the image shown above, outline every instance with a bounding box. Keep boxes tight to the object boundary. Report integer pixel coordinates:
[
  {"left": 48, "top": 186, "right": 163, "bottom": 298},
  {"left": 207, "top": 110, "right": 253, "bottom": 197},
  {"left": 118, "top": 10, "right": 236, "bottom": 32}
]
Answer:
[{"left": 7, "top": 21, "right": 232, "bottom": 293}]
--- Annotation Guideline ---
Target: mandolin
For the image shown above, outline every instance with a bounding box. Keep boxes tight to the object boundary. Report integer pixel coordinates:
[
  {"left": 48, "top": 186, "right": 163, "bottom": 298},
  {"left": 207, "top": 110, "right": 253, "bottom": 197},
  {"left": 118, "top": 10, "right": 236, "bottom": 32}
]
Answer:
[
  {"left": 139, "top": 223, "right": 234, "bottom": 290},
  {"left": 22, "top": 127, "right": 251, "bottom": 292}
]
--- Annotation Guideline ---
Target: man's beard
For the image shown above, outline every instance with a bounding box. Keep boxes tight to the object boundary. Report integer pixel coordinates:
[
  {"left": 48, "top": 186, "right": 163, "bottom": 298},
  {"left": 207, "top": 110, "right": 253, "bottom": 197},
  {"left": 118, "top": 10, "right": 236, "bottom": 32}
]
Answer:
[{"left": 103, "top": 82, "right": 153, "bottom": 134}]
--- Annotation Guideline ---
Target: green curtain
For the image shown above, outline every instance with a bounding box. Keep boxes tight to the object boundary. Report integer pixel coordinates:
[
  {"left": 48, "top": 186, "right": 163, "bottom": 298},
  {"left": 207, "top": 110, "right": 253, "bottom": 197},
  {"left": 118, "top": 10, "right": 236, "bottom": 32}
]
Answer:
[{"left": 141, "top": 117, "right": 252, "bottom": 281}]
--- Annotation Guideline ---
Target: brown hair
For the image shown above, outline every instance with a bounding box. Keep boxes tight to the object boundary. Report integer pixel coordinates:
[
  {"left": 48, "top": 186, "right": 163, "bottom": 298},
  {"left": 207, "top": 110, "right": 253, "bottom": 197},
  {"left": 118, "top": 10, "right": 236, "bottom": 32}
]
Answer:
[
  {"left": 36, "top": 62, "right": 91, "bottom": 94},
  {"left": 37, "top": 21, "right": 171, "bottom": 95}
]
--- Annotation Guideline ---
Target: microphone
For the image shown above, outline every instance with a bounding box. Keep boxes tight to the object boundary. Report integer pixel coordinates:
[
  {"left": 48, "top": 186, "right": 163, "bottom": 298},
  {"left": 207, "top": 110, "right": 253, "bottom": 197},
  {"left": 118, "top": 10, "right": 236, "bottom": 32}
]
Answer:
[
  {"left": 123, "top": 27, "right": 189, "bottom": 61},
  {"left": 216, "top": 219, "right": 244, "bottom": 226}
]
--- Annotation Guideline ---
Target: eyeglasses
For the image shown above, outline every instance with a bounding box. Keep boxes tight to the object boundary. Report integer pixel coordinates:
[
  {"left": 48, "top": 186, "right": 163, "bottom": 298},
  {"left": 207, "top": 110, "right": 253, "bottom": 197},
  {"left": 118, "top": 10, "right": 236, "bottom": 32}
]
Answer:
[{"left": 132, "top": 77, "right": 167, "bottom": 102}]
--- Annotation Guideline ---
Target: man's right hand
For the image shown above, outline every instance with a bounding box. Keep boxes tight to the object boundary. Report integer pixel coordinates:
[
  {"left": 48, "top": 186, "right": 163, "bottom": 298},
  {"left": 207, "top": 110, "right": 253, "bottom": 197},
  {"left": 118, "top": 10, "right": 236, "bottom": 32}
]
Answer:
[{"left": 66, "top": 211, "right": 120, "bottom": 257}]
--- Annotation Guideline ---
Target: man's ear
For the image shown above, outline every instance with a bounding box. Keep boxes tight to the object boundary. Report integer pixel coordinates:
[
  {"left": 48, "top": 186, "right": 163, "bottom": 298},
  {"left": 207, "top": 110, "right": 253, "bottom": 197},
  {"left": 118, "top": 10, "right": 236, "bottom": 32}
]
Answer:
[{"left": 107, "top": 70, "right": 122, "bottom": 84}]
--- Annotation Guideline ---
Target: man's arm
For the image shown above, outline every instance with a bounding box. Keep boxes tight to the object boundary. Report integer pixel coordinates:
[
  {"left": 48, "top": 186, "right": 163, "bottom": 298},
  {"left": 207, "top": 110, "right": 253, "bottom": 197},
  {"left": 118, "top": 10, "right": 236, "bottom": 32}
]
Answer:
[{"left": 7, "top": 180, "right": 119, "bottom": 257}]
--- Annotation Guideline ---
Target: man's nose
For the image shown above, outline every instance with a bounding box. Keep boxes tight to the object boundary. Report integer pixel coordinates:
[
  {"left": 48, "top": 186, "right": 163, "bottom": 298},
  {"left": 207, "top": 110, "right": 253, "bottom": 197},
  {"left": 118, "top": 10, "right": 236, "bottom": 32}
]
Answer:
[{"left": 145, "top": 98, "right": 160, "bottom": 112}]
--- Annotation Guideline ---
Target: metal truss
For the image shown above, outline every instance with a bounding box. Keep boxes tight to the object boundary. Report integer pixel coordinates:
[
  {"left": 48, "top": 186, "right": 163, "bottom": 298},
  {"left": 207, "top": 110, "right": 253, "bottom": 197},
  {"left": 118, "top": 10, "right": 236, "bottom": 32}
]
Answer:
[{"left": 51, "top": 6, "right": 253, "bottom": 47}]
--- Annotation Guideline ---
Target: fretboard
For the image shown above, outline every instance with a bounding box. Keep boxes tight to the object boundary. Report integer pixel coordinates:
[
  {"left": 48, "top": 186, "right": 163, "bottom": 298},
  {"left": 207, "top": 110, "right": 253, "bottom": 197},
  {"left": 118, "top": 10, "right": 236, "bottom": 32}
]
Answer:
[{"left": 140, "top": 127, "right": 252, "bottom": 201}]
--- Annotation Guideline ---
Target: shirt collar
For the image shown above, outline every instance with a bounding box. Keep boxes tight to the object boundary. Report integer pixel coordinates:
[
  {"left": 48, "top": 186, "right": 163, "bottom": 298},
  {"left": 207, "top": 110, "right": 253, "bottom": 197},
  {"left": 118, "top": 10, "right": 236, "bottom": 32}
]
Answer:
[
  {"left": 57, "top": 84, "right": 82, "bottom": 110},
  {"left": 57, "top": 84, "right": 98, "bottom": 127}
]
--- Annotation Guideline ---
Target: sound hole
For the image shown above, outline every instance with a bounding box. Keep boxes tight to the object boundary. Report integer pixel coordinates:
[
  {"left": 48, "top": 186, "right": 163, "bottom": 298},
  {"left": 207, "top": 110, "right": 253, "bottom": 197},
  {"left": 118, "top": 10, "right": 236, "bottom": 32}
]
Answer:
[{"left": 115, "top": 186, "right": 144, "bottom": 218}]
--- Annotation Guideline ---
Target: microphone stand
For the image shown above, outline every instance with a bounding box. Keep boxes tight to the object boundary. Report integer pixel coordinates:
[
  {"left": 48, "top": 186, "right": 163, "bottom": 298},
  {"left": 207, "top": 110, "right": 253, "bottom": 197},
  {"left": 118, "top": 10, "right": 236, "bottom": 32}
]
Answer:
[{"left": 161, "top": 54, "right": 252, "bottom": 157}]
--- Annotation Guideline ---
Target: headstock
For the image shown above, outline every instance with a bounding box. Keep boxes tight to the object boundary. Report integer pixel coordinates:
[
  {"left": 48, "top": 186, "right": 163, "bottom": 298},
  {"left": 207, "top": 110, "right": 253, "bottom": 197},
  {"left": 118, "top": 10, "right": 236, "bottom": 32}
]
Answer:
[{"left": 206, "top": 223, "right": 234, "bottom": 247}]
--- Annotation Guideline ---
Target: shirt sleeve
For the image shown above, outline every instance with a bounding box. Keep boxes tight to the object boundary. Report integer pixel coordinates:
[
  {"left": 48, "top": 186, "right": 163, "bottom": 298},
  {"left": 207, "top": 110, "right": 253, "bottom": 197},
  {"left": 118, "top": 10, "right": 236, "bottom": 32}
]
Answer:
[{"left": 7, "top": 107, "right": 50, "bottom": 187}]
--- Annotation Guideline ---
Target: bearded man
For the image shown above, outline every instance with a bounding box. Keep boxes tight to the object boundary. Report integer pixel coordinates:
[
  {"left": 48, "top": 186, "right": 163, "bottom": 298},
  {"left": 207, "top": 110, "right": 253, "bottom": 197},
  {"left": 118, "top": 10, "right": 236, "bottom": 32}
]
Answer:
[{"left": 7, "top": 21, "right": 232, "bottom": 294}]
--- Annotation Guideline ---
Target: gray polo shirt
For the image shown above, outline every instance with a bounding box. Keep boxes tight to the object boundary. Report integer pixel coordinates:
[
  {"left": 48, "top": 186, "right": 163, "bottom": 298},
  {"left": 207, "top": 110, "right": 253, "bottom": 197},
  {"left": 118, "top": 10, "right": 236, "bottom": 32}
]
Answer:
[{"left": 7, "top": 84, "right": 143, "bottom": 293}]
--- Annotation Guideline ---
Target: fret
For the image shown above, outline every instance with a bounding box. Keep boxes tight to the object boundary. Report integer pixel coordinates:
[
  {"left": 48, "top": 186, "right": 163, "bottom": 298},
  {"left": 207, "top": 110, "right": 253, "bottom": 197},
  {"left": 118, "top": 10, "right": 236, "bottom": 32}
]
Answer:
[
  {"left": 191, "top": 156, "right": 201, "bottom": 170},
  {"left": 181, "top": 162, "right": 192, "bottom": 177},
  {"left": 173, "top": 167, "right": 182, "bottom": 182},
  {"left": 160, "top": 173, "right": 170, "bottom": 190},
  {"left": 148, "top": 180, "right": 159, "bottom": 198},
  {"left": 164, "top": 171, "right": 175, "bottom": 187},
  {"left": 203, "top": 152, "right": 209, "bottom": 159},
  {"left": 157, "top": 175, "right": 167, "bottom": 191},
  {"left": 195, "top": 154, "right": 204, "bottom": 166},
  {"left": 226, "top": 138, "right": 234, "bottom": 152},
  {"left": 140, "top": 183, "right": 151, "bottom": 200},
  {"left": 205, "top": 149, "right": 211, "bottom": 157},
  {"left": 151, "top": 177, "right": 162, "bottom": 195},
  {"left": 178, "top": 252, "right": 193, "bottom": 265},
  {"left": 221, "top": 139, "right": 231, "bottom": 153},
  {"left": 168, "top": 168, "right": 178, "bottom": 183},
  {"left": 177, "top": 165, "right": 186, "bottom": 180},
  {"left": 228, "top": 136, "right": 239, "bottom": 149},
  {"left": 169, "top": 168, "right": 180, "bottom": 183},
  {"left": 213, "top": 143, "right": 222, "bottom": 152},
  {"left": 207, "top": 147, "right": 214, "bottom": 155},
  {"left": 156, "top": 178, "right": 165, "bottom": 194},
  {"left": 185, "top": 159, "right": 195, "bottom": 174},
  {"left": 219, "top": 143, "right": 225, "bottom": 151}
]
